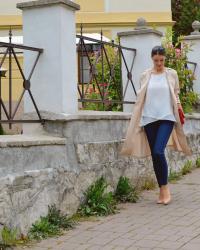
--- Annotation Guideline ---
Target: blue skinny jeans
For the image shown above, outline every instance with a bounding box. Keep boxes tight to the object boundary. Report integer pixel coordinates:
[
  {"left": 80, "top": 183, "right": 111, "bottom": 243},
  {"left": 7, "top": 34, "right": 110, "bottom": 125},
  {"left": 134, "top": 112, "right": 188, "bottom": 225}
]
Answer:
[{"left": 144, "top": 120, "right": 174, "bottom": 187}]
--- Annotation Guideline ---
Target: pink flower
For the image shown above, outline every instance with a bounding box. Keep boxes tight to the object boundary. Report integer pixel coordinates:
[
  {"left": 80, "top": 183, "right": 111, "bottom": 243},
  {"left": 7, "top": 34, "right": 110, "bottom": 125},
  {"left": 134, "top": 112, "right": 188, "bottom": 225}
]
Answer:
[
  {"left": 175, "top": 48, "right": 181, "bottom": 58},
  {"left": 89, "top": 87, "right": 94, "bottom": 93}
]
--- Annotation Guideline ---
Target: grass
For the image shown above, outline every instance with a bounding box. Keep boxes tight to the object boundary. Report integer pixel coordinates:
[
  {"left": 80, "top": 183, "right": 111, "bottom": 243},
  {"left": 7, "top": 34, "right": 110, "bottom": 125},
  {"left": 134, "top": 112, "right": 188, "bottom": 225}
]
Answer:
[
  {"left": 0, "top": 226, "right": 18, "bottom": 248},
  {"left": 181, "top": 160, "right": 194, "bottom": 175},
  {"left": 28, "top": 204, "right": 77, "bottom": 240},
  {"left": 0, "top": 226, "right": 28, "bottom": 249},
  {"left": 77, "top": 176, "right": 118, "bottom": 217},
  {"left": 139, "top": 176, "right": 157, "bottom": 191},
  {"left": 196, "top": 158, "right": 200, "bottom": 168},
  {"left": 70, "top": 212, "right": 101, "bottom": 222},
  {"left": 168, "top": 168, "right": 182, "bottom": 183},
  {"left": 0, "top": 205, "right": 77, "bottom": 248},
  {"left": 168, "top": 159, "right": 199, "bottom": 183},
  {"left": 114, "top": 176, "right": 139, "bottom": 203}
]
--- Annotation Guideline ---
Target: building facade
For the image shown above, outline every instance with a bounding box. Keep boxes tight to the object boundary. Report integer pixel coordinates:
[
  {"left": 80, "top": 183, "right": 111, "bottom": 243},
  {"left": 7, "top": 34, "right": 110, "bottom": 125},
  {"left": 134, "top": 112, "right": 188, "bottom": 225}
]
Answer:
[{"left": 0, "top": 0, "right": 173, "bottom": 38}]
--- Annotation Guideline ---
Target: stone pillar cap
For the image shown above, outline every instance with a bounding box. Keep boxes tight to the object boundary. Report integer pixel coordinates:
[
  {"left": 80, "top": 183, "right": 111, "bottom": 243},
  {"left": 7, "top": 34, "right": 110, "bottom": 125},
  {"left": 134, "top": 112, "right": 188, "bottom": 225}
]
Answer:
[
  {"left": 184, "top": 20, "right": 200, "bottom": 40},
  {"left": 191, "top": 20, "right": 200, "bottom": 35},
  {"left": 118, "top": 17, "right": 163, "bottom": 37},
  {"left": 17, "top": 0, "right": 80, "bottom": 11},
  {"left": 135, "top": 17, "right": 147, "bottom": 30}
]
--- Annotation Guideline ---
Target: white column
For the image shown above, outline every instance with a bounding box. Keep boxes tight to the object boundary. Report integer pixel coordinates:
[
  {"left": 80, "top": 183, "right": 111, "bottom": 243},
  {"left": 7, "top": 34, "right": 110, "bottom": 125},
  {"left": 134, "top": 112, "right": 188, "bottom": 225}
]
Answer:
[
  {"left": 17, "top": 0, "right": 80, "bottom": 114},
  {"left": 182, "top": 21, "right": 200, "bottom": 95},
  {"left": 118, "top": 18, "right": 163, "bottom": 112}
]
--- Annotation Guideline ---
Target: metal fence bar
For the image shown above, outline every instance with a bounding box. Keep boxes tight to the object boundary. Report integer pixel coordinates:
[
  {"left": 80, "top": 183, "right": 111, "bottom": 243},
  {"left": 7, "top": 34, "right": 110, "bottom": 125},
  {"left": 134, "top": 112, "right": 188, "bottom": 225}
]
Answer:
[
  {"left": 187, "top": 61, "right": 197, "bottom": 74},
  {"left": 76, "top": 35, "right": 136, "bottom": 52},
  {"left": 0, "top": 30, "right": 44, "bottom": 126},
  {"left": 77, "top": 30, "right": 137, "bottom": 111},
  {"left": 0, "top": 42, "right": 43, "bottom": 53}
]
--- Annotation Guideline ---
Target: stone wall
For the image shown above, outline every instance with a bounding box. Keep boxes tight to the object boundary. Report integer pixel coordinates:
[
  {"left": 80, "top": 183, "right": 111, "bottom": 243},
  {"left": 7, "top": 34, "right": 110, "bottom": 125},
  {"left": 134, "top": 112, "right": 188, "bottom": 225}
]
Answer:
[{"left": 0, "top": 111, "right": 200, "bottom": 234}]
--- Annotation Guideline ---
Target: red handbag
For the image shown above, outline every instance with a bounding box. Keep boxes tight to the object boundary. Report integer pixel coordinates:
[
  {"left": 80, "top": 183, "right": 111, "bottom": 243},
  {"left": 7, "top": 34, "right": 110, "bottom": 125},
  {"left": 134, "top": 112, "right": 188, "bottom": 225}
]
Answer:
[{"left": 178, "top": 107, "right": 185, "bottom": 125}]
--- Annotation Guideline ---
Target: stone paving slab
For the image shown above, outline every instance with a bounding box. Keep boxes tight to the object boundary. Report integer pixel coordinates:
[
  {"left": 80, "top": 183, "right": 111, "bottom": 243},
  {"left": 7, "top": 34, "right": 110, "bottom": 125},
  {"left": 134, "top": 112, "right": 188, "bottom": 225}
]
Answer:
[{"left": 16, "top": 168, "right": 200, "bottom": 250}]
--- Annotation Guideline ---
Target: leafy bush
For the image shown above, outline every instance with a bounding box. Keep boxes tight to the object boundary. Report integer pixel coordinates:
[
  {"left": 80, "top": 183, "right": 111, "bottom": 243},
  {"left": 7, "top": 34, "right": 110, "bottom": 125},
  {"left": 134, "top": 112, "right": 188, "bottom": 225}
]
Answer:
[
  {"left": 46, "top": 205, "right": 76, "bottom": 230},
  {"left": 82, "top": 91, "right": 105, "bottom": 111},
  {"left": 82, "top": 45, "right": 122, "bottom": 112},
  {"left": 172, "top": 0, "right": 200, "bottom": 42},
  {"left": 162, "top": 28, "right": 199, "bottom": 113},
  {"left": 28, "top": 205, "right": 76, "bottom": 240},
  {"left": 77, "top": 176, "right": 117, "bottom": 216},
  {"left": 115, "top": 176, "right": 139, "bottom": 203},
  {"left": 29, "top": 217, "right": 59, "bottom": 240}
]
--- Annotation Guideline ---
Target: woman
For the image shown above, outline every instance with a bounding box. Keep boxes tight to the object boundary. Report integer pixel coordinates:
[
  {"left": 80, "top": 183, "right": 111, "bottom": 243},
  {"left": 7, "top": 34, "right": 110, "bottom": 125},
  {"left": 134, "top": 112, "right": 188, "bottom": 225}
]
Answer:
[{"left": 120, "top": 45, "right": 192, "bottom": 205}]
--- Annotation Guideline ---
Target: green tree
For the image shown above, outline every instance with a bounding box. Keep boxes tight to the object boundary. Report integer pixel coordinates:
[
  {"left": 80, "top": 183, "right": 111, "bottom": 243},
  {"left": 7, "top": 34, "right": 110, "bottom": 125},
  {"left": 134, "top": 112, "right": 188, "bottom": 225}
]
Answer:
[{"left": 172, "top": 0, "right": 200, "bottom": 42}]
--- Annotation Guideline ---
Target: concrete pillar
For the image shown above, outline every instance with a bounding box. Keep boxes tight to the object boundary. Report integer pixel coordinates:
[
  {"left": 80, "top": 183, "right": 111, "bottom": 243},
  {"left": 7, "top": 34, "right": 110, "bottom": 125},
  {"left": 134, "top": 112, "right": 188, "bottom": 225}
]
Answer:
[
  {"left": 182, "top": 21, "right": 200, "bottom": 95},
  {"left": 17, "top": 0, "right": 80, "bottom": 114},
  {"left": 118, "top": 18, "right": 163, "bottom": 112}
]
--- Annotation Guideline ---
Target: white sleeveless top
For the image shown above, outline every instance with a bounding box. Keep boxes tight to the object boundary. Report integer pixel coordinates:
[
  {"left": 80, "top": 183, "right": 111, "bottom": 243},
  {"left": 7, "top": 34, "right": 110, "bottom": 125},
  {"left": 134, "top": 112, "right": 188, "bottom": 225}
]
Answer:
[{"left": 140, "top": 72, "right": 176, "bottom": 127}]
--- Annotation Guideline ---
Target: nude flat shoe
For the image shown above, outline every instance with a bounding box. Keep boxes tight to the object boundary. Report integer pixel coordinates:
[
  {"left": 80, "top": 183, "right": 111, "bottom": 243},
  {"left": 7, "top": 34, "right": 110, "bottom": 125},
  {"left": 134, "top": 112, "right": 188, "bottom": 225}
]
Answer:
[
  {"left": 156, "top": 199, "right": 163, "bottom": 204},
  {"left": 163, "top": 197, "right": 171, "bottom": 205},
  {"left": 157, "top": 189, "right": 164, "bottom": 204}
]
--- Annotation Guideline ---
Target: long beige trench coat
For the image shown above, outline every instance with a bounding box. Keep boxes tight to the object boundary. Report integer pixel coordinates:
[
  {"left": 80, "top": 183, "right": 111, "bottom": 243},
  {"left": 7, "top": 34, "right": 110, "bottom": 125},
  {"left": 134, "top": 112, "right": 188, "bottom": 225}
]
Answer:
[{"left": 119, "top": 67, "right": 192, "bottom": 158}]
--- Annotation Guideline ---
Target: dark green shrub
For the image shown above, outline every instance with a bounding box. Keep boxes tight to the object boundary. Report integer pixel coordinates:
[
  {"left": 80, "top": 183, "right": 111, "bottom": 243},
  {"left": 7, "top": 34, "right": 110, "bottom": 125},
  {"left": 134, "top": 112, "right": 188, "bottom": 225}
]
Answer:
[
  {"left": 77, "top": 176, "right": 117, "bottom": 216},
  {"left": 115, "top": 176, "right": 139, "bottom": 203},
  {"left": 28, "top": 204, "right": 76, "bottom": 240}
]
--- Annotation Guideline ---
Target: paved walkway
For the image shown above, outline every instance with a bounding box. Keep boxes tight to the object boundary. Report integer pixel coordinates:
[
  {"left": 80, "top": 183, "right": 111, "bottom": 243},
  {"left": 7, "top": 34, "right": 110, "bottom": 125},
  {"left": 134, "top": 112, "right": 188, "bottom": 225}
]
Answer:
[{"left": 17, "top": 168, "right": 200, "bottom": 250}]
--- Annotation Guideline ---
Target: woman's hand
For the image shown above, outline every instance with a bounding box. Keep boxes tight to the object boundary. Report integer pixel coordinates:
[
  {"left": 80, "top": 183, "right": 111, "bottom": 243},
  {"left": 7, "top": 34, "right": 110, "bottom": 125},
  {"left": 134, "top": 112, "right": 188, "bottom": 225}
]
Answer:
[
  {"left": 177, "top": 103, "right": 183, "bottom": 111},
  {"left": 177, "top": 103, "right": 185, "bottom": 125}
]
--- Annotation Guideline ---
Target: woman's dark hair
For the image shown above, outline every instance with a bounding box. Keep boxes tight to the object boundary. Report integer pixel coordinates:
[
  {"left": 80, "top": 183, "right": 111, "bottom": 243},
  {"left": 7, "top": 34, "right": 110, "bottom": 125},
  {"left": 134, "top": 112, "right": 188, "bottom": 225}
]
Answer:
[{"left": 151, "top": 46, "right": 166, "bottom": 57}]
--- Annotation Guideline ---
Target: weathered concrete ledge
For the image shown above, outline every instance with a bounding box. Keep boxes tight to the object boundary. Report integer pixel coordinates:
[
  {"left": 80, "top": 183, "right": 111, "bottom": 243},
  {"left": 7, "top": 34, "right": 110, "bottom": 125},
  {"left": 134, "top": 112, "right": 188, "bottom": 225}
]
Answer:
[
  {"left": 17, "top": 0, "right": 80, "bottom": 11},
  {"left": 185, "top": 112, "right": 200, "bottom": 119},
  {"left": 0, "top": 134, "right": 67, "bottom": 178},
  {"left": 24, "top": 110, "right": 132, "bottom": 121},
  {"left": 0, "top": 134, "right": 66, "bottom": 147},
  {"left": 24, "top": 111, "right": 200, "bottom": 142},
  {"left": 25, "top": 110, "right": 200, "bottom": 121},
  {"left": 184, "top": 113, "right": 200, "bottom": 134},
  {"left": 183, "top": 35, "right": 200, "bottom": 40}
]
